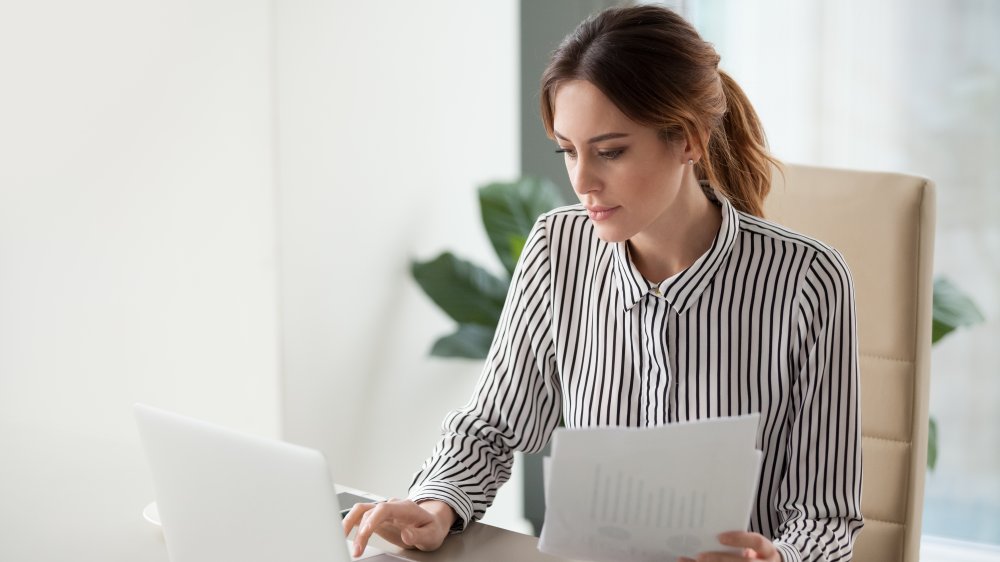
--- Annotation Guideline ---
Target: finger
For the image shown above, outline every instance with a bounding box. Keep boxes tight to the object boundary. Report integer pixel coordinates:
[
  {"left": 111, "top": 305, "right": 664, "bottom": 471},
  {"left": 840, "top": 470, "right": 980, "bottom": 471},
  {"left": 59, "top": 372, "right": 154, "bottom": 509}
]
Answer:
[
  {"left": 342, "top": 502, "right": 377, "bottom": 537},
  {"left": 352, "top": 503, "right": 392, "bottom": 557},
  {"left": 718, "top": 532, "right": 777, "bottom": 557},
  {"left": 694, "top": 552, "right": 754, "bottom": 562}
]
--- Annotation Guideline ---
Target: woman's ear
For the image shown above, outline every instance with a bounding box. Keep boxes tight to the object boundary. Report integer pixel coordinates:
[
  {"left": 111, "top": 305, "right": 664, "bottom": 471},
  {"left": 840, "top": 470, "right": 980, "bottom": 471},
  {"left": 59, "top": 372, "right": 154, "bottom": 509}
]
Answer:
[
  {"left": 661, "top": 125, "right": 704, "bottom": 164},
  {"left": 682, "top": 134, "right": 704, "bottom": 165}
]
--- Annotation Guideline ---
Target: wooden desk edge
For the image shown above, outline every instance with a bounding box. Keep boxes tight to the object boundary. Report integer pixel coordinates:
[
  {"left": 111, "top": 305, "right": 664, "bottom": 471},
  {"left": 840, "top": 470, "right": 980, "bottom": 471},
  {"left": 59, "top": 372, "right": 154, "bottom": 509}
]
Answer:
[{"left": 370, "top": 521, "right": 566, "bottom": 562}]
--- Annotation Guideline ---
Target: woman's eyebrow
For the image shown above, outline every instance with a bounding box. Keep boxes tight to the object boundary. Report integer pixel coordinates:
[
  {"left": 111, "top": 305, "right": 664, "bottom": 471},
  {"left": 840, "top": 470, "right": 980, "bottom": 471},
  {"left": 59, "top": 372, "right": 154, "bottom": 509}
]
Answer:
[{"left": 553, "top": 130, "right": 630, "bottom": 144}]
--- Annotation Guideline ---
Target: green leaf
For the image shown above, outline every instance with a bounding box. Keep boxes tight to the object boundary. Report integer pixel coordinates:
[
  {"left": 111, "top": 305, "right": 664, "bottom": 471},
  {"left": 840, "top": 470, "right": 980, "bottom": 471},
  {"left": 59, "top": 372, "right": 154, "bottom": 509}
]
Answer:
[
  {"left": 928, "top": 416, "right": 938, "bottom": 471},
  {"left": 932, "top": 276, "right": 985, "bottom": 344},
  {"left": 430, "top": 323, "right": 496, "bottom": 359},
  {"left": 480, "top": 177, "right": 569, "bottom": 276},
  {"left": 509, "top": 235, "right": 527, "bottom": 266},
  {"left": 411, "top": 252, "right": 508, "bottom": 327}
]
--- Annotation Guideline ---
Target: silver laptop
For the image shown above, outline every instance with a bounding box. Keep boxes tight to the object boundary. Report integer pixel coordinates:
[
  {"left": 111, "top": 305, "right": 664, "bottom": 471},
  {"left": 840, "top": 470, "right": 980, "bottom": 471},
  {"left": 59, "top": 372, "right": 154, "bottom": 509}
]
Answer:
[{"left": 134, "top": 403, "right": 401, "bottom": 562}]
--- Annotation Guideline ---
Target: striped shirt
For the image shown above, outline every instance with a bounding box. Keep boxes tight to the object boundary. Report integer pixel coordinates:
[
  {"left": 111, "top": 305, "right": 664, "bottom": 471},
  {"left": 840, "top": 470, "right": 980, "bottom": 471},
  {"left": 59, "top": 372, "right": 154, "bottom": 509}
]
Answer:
[{"left": 409, "top": 187, "right": 864, "bottom": 561}]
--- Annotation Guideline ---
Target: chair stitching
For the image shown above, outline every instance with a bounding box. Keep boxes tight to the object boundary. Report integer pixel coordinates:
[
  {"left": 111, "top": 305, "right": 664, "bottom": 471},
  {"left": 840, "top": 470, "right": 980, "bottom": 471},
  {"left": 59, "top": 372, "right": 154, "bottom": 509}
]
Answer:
[
  {"left": 860, "top": 353, "right": 914, "bottom": 364},
  {"left": 862, "top": 435, "right": 911, "bottom": 445},
  {"left": 865, "top": 517, "right": 904, "bottom": 526}
]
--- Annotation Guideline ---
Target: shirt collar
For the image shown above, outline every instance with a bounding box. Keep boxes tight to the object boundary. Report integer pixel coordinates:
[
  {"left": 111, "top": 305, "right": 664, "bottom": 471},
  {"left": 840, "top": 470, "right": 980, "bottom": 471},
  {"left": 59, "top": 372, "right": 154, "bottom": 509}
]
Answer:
[{"left": 612, "top": 186, "right": 740, "bottom": 314}]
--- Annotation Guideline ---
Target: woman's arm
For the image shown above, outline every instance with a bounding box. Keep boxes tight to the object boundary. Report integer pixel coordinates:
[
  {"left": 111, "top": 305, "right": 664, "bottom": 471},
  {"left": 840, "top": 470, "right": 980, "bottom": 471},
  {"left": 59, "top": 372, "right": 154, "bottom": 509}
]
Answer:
[
  {"left": 344, "top": 218, "right": 560, "bottom": 554},
  {"left": 771, "top": 247, "right": 864, "bottom": 561},
  {"left": 407, "top": 217, "right": 561, "bottom": 531}
]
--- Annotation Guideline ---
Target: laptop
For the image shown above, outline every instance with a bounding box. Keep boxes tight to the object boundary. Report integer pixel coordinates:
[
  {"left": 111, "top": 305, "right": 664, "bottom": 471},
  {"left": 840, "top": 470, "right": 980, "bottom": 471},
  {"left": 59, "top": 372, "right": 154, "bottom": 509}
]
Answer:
[{"left": 134, "top": 403, "right": 403, "bottom": 562}]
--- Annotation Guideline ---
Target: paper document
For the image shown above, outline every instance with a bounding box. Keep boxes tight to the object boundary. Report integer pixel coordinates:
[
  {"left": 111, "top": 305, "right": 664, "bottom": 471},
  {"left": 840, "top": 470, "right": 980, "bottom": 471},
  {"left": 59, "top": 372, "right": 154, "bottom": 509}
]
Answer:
[{"left": 537, "top": 414, "right": 762, "bottom": 562}]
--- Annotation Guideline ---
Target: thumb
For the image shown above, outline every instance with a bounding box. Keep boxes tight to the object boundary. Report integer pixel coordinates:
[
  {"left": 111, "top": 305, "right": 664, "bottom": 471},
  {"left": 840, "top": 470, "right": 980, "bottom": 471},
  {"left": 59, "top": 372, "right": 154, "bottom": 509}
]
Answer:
[{"left": 402, "top": 524, "right": 446, "bottom": 551}]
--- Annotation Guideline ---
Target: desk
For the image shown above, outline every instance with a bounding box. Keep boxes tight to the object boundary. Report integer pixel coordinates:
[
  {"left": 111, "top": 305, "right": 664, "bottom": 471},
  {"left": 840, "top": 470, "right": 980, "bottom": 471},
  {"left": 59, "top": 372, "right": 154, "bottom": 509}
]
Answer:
[
  {"left": 365, "top": 521, "right": 562, "bottom": 562},
  {"left": 0, "top": 418, "right": 565, "bottom": 562}
]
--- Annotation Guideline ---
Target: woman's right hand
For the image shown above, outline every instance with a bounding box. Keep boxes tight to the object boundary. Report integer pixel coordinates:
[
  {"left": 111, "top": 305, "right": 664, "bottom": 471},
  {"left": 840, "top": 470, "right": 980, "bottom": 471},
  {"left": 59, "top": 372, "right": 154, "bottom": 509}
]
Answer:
[{"left": 342, "top": 498, "right": 456, "bottom": 557}]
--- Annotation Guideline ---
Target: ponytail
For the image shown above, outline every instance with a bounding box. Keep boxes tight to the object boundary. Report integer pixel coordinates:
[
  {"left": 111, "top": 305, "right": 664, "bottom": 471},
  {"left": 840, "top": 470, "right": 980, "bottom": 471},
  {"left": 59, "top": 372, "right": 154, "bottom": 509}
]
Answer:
[{"left": 699, "top": 70, "right": 780, "bottom": 218}]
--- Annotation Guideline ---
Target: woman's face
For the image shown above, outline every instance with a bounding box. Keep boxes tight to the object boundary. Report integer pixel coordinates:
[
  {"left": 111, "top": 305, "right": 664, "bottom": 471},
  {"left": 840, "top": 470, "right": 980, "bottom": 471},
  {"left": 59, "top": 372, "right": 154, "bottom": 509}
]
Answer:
[{"left": 552, "top": 79, "right": 691, "bottom": 243}]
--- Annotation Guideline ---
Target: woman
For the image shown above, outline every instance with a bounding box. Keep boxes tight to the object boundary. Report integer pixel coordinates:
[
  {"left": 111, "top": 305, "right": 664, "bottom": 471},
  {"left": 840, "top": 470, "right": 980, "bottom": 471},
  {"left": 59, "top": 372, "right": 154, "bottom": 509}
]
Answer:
[{"left": 345, "top": 5, "right": 863, "bottom": 561}]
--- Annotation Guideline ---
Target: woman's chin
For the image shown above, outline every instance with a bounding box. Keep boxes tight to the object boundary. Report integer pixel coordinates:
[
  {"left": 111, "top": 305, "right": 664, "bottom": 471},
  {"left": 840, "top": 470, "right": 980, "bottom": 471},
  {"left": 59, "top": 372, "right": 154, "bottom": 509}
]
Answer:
[{"left": 591, "top": 223, "right": 630, "bottom": 244}]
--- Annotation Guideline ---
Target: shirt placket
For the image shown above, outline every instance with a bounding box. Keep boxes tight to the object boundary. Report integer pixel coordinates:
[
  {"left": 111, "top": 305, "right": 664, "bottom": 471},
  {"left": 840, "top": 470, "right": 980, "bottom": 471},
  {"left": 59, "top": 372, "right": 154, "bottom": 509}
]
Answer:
[{"left": 640, "top": 292, "right": 672, "bottom": 426}]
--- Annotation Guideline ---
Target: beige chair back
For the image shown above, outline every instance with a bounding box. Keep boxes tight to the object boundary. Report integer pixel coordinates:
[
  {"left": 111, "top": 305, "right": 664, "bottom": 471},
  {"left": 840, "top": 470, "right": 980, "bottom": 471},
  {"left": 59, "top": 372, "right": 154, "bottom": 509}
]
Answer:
[{"left": 764, "top": 164, "right": 935, "bottom": 562}]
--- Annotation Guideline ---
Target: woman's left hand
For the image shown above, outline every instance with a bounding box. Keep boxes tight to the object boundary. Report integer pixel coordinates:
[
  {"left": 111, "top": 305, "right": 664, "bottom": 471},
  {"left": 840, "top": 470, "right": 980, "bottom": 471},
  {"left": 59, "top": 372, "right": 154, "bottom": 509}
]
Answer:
[{"left": 677, "top": 531, "right": 783, "bottom": 562}]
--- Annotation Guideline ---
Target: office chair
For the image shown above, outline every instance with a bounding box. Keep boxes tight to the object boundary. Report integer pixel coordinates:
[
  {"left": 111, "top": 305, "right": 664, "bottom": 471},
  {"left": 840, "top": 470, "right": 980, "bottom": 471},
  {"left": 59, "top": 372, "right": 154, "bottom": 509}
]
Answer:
[{"left": 764, "top": 163, "right": 935, "bottom": 562}]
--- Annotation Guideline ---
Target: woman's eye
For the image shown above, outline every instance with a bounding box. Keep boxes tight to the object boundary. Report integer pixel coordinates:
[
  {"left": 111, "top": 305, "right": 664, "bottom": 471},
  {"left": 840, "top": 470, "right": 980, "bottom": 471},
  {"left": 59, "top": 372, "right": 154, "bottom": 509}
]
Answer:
[{"left": 554, "top": 147, "right": 624, "bottom": 160}]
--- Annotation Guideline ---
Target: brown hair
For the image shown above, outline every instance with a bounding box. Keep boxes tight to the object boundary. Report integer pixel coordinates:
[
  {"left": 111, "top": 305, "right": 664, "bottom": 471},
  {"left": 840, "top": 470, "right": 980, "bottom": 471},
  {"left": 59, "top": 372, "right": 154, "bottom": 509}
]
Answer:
[{"left": 539, "top": 4, "right": 779, "bottom": 217}]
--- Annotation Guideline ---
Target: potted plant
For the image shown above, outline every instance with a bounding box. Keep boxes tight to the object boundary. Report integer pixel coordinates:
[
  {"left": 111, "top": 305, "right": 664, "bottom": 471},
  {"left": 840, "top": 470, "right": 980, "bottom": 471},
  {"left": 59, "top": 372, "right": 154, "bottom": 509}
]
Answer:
[
  {"left": 927, "top": 276, "right": 985, "bottom": 470},
  {"left": 411, "top": 177, "right": 569, "bottom": 360}
]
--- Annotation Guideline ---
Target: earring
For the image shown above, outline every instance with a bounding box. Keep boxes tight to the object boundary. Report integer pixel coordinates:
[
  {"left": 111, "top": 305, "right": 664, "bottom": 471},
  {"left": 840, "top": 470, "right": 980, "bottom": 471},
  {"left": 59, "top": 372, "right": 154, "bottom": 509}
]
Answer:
[{"left": 688, "top": 159, "right": 694, "bottom": 166}]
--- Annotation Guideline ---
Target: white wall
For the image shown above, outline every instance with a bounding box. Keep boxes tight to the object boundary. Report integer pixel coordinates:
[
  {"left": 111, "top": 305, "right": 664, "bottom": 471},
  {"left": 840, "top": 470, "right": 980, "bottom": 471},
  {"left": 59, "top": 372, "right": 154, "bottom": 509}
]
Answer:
[
  {"left": 0, "top": 2, "right": 530, "bottom": 557},
  {"left": 0, "top": 0, "right": 281, "bottom": 443},
  {"left": 275, "top": 0, "right": 528, "bottom": 531},
  {"left": 0, "top": 2, "right": 282, "bottom": 560}
]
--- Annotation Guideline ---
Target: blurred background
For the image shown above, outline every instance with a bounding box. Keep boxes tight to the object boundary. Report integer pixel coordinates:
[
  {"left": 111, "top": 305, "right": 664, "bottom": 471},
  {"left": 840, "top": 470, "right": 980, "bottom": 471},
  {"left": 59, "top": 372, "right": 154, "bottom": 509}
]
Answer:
[{"left": 0, "top": 1, "right": 996, "bottom": 560}]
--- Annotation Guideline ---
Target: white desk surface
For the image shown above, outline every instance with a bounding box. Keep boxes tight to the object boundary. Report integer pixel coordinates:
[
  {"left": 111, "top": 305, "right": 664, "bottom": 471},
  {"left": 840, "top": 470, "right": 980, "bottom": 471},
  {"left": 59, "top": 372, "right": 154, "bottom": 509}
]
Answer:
[{"left": 0, "top": 417, "right": 563, "bottom": 562}]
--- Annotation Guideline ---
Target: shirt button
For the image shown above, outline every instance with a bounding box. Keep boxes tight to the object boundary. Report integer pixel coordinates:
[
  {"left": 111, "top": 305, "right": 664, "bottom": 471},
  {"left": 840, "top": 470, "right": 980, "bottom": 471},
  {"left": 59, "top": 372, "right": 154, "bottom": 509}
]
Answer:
[{"left": 653, "top": 288, "right": 662, "bottom": 297}]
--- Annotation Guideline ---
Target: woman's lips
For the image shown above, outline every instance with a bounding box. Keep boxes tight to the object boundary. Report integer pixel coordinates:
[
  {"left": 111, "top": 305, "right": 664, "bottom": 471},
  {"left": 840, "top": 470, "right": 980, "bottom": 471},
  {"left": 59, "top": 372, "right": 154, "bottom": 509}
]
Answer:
[{"left": 587, "top": 206, "right": 620, "bottom": 221}]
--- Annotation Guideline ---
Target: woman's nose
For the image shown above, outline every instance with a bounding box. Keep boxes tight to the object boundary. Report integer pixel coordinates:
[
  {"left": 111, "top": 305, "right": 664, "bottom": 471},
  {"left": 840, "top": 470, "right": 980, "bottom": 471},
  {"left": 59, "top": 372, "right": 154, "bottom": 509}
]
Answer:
[{"left": 571, "top": 157, "right": 601, "bottom": 195}]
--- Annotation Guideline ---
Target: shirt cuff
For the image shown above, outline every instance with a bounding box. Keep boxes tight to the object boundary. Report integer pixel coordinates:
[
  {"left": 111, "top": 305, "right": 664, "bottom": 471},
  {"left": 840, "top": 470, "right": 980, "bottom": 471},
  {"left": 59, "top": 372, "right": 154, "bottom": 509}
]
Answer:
[
  {"left": 773, "top": 540, "right": 802, "bottom": 562},
  {"left": 408, "top": 480, "right": 475, "bottom": 533}
]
